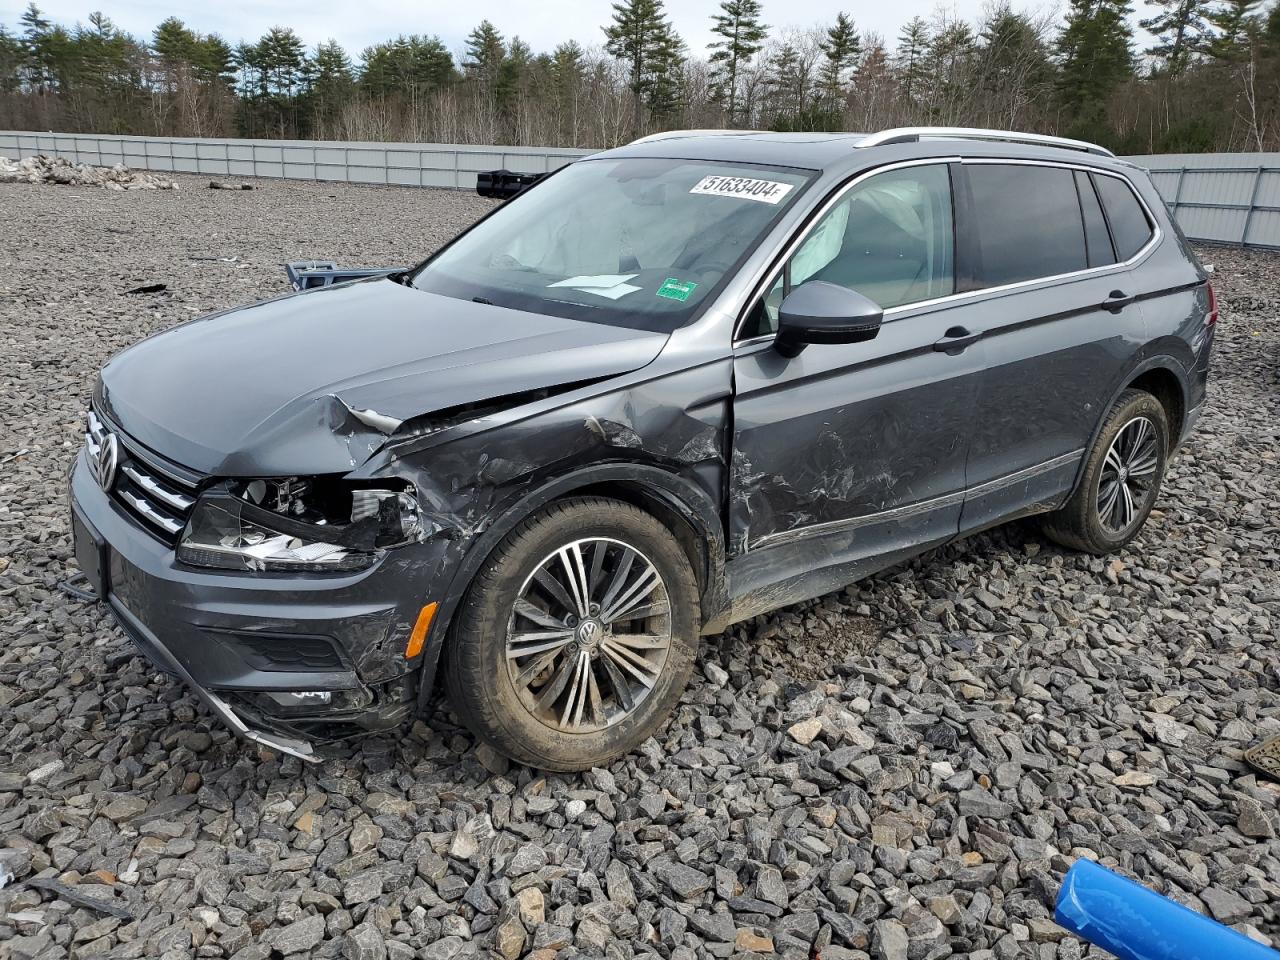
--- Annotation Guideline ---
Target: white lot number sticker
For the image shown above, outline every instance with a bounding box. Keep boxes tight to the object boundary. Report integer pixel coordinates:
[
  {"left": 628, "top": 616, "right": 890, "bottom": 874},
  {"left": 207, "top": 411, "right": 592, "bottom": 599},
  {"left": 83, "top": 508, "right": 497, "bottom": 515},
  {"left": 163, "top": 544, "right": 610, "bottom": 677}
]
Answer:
[{"left": 690, "top": 175, "right": 794, "bottom": 204}]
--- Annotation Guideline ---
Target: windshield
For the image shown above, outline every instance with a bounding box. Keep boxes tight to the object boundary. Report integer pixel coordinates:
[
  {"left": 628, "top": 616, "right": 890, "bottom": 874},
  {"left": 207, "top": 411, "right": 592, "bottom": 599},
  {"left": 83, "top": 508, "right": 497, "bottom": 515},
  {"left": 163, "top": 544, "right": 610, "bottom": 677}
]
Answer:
[{"left": 412, "top": 158, "right": 814, "bottom": 332}]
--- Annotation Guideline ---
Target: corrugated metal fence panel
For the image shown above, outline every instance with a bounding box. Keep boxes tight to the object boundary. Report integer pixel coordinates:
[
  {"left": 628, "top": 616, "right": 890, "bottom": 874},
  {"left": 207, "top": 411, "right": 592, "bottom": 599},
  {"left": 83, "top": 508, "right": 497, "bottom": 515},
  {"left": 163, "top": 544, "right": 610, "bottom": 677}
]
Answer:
[
  {"left": 2, "top": 132, "right": 1277, "bottom": 247},
  {"left": 0, "top": 130, "right": 588, "bottom": 192},
  {"left": 1127, "top": 152, "right": 1280, "bottom": 249}
]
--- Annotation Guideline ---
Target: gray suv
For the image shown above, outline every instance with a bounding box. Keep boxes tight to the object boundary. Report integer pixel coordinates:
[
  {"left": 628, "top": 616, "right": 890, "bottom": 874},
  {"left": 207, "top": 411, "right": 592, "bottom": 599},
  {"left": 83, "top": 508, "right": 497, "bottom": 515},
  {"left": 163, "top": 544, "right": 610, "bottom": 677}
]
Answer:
[{"left": 70, "top": 127, "right": 1216, "bottom": 770}]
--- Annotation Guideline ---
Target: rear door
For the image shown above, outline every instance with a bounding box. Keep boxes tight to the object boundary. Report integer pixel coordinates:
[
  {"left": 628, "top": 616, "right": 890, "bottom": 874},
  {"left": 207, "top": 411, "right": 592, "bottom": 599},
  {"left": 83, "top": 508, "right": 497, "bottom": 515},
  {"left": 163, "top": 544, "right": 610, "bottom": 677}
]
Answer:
[
  {"left": 729, "top": 162, "right": 983, "bottom": 580},
  {"left": 955, "top": 161, "right": 1153, "bottom": 533}
]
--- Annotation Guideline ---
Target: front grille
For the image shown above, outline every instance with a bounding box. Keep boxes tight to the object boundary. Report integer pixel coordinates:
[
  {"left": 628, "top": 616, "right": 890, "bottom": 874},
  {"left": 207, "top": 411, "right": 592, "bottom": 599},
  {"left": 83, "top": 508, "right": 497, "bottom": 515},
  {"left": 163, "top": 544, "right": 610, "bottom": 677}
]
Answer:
[{"left": 88, "top": 408, "right": 203, "bottom": 543}]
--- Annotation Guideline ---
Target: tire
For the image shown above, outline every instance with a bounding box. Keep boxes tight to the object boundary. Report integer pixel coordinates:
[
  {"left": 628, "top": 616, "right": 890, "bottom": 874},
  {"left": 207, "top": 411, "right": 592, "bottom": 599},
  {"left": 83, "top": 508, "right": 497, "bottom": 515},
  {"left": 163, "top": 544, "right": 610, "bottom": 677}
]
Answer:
[
  {"left": 1041, "top": 388, "right": 1169, "bottom": 555},
  {"left": 443, "top": 496, "right": 700, "bottom": 771}
]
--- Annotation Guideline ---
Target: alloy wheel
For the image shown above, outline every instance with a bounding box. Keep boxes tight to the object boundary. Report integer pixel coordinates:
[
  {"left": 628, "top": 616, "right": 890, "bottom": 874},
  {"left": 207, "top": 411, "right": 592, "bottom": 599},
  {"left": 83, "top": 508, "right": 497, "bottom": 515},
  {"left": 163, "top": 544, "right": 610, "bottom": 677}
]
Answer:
[
  {"left": 505, "top": 537, "right": 672, "bottom": 733},
  {"left": 1096, "top": 415, "right": 1160, "bottom": 534}
]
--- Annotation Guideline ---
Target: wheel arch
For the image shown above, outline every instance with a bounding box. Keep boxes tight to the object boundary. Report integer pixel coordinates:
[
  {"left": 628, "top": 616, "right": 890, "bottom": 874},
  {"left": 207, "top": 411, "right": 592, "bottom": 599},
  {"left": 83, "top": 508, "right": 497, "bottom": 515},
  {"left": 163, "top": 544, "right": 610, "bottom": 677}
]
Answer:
[
  {"left": 1067, "top": 354, "right": 1189, "bottom": 501},
  {"left": 413, "top": 463, "right": 728, "bottom": 712}
]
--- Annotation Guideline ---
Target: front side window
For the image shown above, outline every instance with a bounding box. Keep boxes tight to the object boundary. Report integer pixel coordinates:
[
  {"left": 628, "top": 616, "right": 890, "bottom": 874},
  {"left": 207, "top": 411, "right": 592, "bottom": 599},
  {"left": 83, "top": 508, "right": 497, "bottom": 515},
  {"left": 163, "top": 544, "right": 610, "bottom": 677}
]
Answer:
[
  {"left": 1094, "top": 173, "right": 1155, "bottom": 261},
  {"left": 741, "top": 163, "right": 955, "bottom": 338},
  {"left": 412, "top": 158, "right": 813, "bottom": 333},
  {"left": 967, "top": 164, "right": 1088, "bottom": 287}
]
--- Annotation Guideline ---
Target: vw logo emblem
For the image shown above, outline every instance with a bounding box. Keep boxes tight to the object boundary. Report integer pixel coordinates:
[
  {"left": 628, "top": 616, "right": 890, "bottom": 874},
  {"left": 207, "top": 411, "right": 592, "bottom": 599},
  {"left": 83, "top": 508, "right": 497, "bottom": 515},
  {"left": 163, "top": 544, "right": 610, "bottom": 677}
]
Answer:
[
  {"left": 88, "top": 431, "right": 119, "bottom": 492},
  {"left": 576, "top": 619, "right": 600, "bottom": 645}
]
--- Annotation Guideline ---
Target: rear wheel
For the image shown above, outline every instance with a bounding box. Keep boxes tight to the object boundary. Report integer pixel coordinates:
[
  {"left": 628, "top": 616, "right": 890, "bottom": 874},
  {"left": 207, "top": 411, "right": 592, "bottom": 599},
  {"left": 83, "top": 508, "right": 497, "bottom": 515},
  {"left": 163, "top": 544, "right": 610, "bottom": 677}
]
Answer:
[
  {"left": 444, "top": 497, "right": 699, "bottom": 771},
  {"left": 1041, "top": 388, "right": 1169, "bottom": 555}
]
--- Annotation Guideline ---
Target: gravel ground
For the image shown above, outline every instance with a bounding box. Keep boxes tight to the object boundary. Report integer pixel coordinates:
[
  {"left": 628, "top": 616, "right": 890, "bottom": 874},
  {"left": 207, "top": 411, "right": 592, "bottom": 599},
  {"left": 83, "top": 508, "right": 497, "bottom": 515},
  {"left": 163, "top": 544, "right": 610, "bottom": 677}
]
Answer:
[{"left": 1, "top": 173, "right": 1277, "bottom": 960}]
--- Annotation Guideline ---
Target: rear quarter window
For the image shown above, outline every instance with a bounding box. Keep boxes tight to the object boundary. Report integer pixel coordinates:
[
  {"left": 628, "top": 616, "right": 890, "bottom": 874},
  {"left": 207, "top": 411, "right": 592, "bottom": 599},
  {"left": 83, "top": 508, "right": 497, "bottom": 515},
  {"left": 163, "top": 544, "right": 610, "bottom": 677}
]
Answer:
[
  {"left": 1094, "top": 173, "right": 1155, "bottom": 261},
  {"left": 966, "top": 164, "right": 1088, "bottom": 287},
  {"left": 1075, "top": 170, "right": 1116, "bottom": 268}
]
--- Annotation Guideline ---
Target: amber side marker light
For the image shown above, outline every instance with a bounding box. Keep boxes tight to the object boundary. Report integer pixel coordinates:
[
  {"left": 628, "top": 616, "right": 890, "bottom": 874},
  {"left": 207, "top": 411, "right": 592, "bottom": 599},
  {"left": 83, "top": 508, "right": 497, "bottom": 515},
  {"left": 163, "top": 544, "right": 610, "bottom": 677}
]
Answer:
[{"left": 405, "top": 602, "right": 438, "bottom": 659}]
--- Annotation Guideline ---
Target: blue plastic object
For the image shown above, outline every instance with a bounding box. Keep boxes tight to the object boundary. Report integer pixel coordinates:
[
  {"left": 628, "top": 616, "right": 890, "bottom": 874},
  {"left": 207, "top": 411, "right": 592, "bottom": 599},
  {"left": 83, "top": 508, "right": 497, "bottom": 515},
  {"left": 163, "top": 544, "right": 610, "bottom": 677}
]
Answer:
[{"left": 1054, "top": 859, "right": 1279, "bottom": 960}]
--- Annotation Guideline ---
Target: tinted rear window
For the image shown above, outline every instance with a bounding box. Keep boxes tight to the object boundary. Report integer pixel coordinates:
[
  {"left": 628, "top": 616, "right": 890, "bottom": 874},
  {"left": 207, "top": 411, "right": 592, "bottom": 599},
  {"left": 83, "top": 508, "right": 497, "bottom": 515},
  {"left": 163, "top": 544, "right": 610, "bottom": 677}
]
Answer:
[
  {"left": 1094, "top": 173, "right": 1154, "bottom": 260},
  {"left": 968, "top": 165, "right": 1087, "bottom": 287},
  {"left": 1075, "top": 170, "right": 1116, "bottom": 268}
]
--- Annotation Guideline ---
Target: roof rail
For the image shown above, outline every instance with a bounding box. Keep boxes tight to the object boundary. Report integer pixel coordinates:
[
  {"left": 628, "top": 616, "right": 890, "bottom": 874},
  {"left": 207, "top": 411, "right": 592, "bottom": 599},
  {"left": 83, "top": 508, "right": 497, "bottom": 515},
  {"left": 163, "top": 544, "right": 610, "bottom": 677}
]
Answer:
[
  {"left": 629, "top": 129, "right": 760, "bottom": 145},
  {"left": 858, "top": 127, "right": 1115, "bottom": 158}
]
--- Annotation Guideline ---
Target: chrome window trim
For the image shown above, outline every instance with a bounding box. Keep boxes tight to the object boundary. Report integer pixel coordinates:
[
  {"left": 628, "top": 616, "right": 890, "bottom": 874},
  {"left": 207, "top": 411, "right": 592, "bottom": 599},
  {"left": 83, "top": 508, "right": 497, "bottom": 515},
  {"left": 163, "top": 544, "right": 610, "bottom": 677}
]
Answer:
[
  {"left": 747, "top": 449, "right": 1084, "bottom": 552},
  {"left": 730, "top": 157, "right": 1162, "bottom": 345}
]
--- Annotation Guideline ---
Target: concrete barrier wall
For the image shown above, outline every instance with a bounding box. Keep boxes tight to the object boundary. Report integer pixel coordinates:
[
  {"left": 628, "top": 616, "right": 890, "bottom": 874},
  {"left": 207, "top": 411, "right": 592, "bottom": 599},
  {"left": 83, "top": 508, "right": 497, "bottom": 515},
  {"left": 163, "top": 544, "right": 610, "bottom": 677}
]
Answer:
[{"left": 3, "top": 131, "right": 1277, "bottom": 248}]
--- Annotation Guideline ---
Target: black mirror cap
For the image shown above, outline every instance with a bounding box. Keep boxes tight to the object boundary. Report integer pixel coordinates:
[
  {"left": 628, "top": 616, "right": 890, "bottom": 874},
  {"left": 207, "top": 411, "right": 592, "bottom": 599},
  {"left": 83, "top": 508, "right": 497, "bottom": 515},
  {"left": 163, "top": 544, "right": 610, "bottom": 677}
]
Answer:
[{"left": 775, "top": 281, "right": 884, "bottom": 358}]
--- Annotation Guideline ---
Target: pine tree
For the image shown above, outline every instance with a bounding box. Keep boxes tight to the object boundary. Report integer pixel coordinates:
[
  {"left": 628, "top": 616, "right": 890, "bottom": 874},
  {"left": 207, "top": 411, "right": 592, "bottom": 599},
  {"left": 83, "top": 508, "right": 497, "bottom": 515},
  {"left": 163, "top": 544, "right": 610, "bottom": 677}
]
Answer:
[
  {"left": 20, "top": 3, "right": 66, "bottom": 91},
  {"left": 308, "top": 39, "right": 352, "bottom": 130},
  {"left": 195, "top": 35, "right": 235, "bottom": 85},
  {"left": 708, "top": 0, "right": 767, "bottom": 123},
  {"left": 1140, "top": 0, "right": 1213, "bottom": 73},
  {"left": 152, "top": 17, "right": 199, "bottom": 67},
  {"left": 1056, "top": 0, "right": 1135, "bottom": 136},
  {"left": 1204, "top": 0, "right": 1261, "bottom": 59},
  {"left": 974, "top": 5, "right": 1052, "bottom": 127},
  {"left": 465, "top": 20, "right": 505, "bottom": 76},
  {"left": 895, "top": 17, "right": 931, "bottom": 107},
  {"left": 0, "top": 26, "right": 22, "bottom": 93},
  {"left": 361, "top": 36, "right": 452, "bottom": 99},
  {"left": 647, "top": 22, "right": 687, "bottom": 122},
  {"left": 765, "top": 42, "right": 804, "bottom": 118},
  {"left": 604, "top": 0, "right": 676, "bottom": 135},
  {"left": 818, "top": 12, "right": 860, "bottom": 105}
]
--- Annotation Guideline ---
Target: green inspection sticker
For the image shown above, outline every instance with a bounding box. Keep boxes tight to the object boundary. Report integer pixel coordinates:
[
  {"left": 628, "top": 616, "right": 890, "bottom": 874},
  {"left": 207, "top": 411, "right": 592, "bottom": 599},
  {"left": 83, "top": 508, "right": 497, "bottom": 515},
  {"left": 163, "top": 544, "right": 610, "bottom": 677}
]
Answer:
[{"left": 656, "top": 277, "right": 697, "bottom": 302}]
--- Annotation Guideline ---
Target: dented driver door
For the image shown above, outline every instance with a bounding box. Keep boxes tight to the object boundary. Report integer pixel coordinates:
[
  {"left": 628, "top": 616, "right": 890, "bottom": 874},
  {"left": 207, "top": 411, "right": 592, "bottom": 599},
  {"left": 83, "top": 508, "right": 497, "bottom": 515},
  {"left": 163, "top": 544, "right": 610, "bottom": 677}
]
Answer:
[
  {"left": 728, "top": 308, "right": 984, "bottom": 562},
  {"left": 723, "top": 161, "right": 985, "bottom": 614}
]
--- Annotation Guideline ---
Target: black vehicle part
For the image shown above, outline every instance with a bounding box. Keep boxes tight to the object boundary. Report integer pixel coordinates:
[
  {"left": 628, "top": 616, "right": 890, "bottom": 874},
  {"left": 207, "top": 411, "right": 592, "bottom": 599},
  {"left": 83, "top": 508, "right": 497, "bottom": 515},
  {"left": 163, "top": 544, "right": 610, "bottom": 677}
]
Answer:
[
  {"left": 476, "top": 169, "right": 544, "bottom": 199},
  {"left": 1041, "top": 389, "right": 1169, "bottom": 554},
  {"left": 443, "top": 496, "right": 699, "bottom": 771}
]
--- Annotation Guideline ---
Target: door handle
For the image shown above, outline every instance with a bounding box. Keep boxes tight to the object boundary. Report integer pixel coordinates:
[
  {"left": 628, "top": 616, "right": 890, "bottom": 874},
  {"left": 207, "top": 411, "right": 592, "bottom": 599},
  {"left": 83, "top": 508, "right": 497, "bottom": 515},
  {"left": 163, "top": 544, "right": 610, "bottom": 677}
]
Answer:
[
  {"left": 1102, "top": 290, "right": 1136, "bottom": 313},
  {"left": 933, "top": 326, "right": 983, "bottom": 352}
]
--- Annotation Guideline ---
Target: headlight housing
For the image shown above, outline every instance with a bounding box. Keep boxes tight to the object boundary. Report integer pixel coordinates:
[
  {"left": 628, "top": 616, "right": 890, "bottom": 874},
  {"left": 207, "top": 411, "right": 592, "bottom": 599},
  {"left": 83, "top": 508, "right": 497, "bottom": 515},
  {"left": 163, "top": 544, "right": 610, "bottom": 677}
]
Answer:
[{"left": 177, "top": 477, "right": 422, "bottom": 573}]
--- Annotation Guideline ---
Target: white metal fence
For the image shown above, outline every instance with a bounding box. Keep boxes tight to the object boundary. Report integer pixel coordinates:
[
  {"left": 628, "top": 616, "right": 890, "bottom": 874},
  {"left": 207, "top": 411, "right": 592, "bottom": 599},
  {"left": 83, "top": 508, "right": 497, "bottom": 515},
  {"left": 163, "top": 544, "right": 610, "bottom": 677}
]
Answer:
[
  {"left": 1126, "top": 152, "right": 1280, "bottom": 250},
  {"left": 3, "top": 130, "right": 1277, "bottom": 249},
  {"left": 0, "top": 130, "right": 586, "bottom": 189}
]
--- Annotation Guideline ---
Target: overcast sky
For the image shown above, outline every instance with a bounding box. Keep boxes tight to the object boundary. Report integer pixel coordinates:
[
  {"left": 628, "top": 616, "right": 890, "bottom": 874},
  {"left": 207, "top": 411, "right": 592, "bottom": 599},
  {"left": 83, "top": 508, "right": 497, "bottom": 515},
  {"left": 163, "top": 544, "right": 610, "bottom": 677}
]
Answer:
[{"left": 0, "top": 0, "right": 1134, "bottom": 62}]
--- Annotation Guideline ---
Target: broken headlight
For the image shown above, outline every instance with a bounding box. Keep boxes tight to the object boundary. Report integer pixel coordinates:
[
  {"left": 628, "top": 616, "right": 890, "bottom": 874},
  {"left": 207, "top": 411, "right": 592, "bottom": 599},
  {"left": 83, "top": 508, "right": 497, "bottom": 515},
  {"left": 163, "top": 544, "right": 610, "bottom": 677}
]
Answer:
[{"left": 177, "top": 477, "right": 421, "bottom": 573}]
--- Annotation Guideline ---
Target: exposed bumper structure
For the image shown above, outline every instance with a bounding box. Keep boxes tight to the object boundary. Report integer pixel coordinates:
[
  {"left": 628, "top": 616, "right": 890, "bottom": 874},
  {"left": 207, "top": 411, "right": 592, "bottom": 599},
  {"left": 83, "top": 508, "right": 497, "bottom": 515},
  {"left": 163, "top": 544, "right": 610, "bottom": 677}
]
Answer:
[
  {"left": 107, "top": 598, "right": 319, "bottom": 761},
  {"left": 69, "top": 449, "right": 432, "bottom": 762}
]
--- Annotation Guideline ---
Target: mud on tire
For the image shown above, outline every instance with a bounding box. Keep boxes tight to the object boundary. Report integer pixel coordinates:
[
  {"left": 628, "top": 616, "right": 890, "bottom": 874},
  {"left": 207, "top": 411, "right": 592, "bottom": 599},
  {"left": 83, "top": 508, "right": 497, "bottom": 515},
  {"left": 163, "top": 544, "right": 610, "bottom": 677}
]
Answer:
[{"left": 443, "top": 496, "right": 700, "bottom": 771}]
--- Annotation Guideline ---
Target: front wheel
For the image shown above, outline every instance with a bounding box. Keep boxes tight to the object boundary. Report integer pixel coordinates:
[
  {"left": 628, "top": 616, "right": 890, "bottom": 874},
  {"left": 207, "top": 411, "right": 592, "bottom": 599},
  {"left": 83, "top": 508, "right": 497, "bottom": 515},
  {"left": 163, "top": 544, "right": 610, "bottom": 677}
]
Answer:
[
  {"left": 1041, "top": 388, "right": 1169, "bottom": 555},
  {"left": 444, "top": 497, "right": 700, "bottom": 771}
]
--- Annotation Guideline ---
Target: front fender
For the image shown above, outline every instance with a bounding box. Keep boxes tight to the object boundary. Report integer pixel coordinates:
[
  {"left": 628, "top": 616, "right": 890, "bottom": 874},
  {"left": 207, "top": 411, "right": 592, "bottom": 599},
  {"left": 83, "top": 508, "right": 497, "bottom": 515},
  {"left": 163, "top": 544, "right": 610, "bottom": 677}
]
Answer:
[{"left": 409, "top": 461, "right": 729, "bottom": 712}]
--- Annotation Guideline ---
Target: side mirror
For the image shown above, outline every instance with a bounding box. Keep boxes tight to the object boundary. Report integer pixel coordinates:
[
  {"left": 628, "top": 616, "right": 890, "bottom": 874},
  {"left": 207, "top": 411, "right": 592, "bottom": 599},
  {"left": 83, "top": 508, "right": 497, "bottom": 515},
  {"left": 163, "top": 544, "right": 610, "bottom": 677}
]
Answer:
[{"left": 775, "top": 281, "right": 884, "bottom": 358}]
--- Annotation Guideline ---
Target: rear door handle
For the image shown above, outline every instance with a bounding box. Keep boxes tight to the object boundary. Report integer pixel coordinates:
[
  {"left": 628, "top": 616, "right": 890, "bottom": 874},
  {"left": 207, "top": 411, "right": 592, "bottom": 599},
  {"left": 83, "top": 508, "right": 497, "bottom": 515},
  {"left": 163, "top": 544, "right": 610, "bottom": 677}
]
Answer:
[
  {"left": 933, "top": 326, "right": 983, "bottom": 352},
  {"left": 1102, "top": 290, "right": 1136, "bottom": 313}
]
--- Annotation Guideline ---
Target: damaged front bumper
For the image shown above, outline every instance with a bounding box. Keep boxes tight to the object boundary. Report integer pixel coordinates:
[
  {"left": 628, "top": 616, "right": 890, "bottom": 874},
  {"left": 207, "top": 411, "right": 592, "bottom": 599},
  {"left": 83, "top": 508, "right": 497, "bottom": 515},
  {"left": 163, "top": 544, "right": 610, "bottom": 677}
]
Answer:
[{"left": 70, "top": 450, "right": 444, "bottom": 762}]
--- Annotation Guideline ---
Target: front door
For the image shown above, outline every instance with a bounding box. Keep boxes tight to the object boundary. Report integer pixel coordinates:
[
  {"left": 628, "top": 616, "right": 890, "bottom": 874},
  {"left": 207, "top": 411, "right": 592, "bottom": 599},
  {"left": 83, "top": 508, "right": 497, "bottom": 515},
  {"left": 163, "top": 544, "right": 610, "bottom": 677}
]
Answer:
[{"left": 726, "top": 162, "right": 985, "bottom": 611}]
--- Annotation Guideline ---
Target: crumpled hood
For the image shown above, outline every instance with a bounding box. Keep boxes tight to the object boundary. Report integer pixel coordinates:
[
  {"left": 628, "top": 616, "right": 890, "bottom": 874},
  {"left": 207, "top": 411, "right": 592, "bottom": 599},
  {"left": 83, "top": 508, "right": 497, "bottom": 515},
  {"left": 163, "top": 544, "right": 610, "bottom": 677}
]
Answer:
[{"left": 98, "top": 278, "right": 668, "bottom": 476}]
